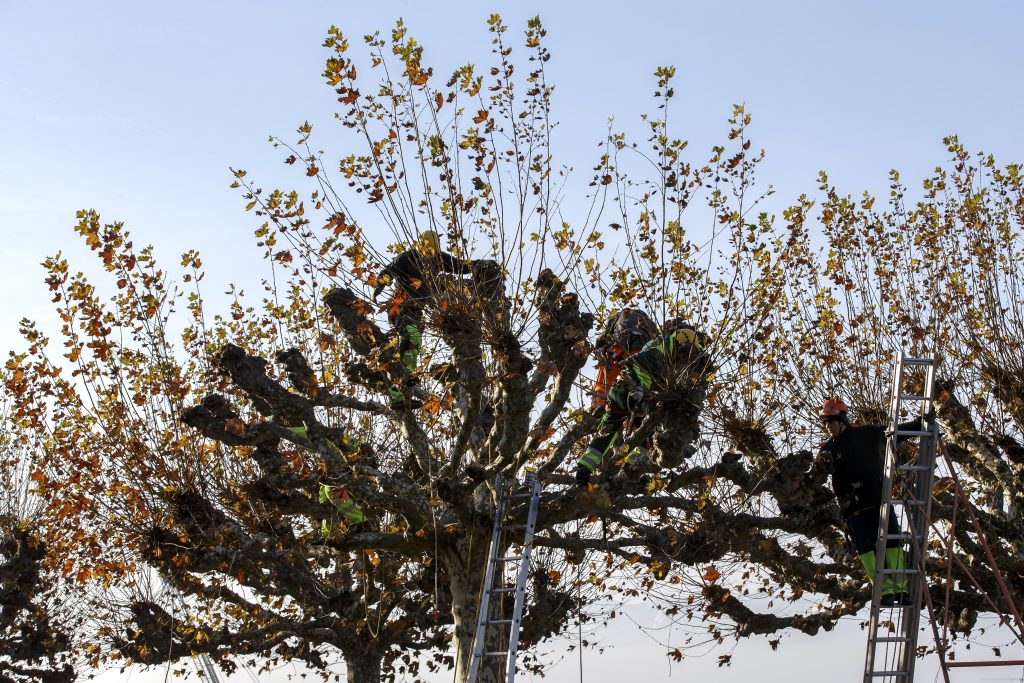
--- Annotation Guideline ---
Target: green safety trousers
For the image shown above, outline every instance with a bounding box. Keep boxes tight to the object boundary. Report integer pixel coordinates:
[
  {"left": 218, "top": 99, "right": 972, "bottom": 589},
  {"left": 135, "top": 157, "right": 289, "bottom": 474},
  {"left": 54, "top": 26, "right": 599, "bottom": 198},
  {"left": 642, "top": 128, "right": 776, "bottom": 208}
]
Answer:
[
  {"left": 859, "top": 547, "right": 910, "bottom": 597},
  {"left": 287, "top": 426, "right": 368, "bottom": 534},
  {"left": 577, "top": 381, "right": 648, "bottom": 485},
  {"left": 387, "top": 305, "right": 423, "bottom": 404}
]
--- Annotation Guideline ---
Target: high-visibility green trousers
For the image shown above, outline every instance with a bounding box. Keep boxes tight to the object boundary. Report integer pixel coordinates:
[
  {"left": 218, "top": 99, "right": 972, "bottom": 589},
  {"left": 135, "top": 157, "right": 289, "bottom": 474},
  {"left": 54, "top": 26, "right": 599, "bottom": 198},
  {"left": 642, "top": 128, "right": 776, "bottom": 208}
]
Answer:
[
  {"left": 287, "top": 426, "right": 367, "bottom": 534},
  {"left": 388, "top": 309, "right": 423, "bottom": 403},
  {"left": 859, "top": 548, "right": 909, "bottom": 595}
]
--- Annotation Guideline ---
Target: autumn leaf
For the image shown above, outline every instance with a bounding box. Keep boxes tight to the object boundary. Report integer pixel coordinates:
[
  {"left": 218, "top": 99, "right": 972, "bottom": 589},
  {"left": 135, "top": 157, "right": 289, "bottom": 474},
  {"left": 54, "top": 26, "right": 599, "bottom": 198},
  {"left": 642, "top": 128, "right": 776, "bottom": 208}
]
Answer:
[
  {"left": 421, "top": 396, "right": 442, "bottom": 415},
  {"left": 224, "top": 418, "right": 247, "bottom": 437},
  {"left": 702, "top": 566, "right": 722, "bottom": 582}
]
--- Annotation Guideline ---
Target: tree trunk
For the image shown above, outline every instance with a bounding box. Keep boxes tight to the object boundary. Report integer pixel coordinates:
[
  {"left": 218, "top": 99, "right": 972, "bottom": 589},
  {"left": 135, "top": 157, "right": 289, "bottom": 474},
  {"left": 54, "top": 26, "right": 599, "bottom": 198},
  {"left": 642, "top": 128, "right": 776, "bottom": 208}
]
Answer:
[
  {"left": 344, "top": 650, "right": 381, "bottom": 683},
  {"left": 447, "top": 538, "right": 504, "bottom": 683}
]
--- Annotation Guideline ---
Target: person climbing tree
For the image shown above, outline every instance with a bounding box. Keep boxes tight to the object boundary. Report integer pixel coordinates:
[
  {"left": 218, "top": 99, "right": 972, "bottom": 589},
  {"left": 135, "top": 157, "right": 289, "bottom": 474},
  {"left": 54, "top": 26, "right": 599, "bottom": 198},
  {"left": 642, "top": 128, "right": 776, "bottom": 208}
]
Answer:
[
  {"left": 818, "top": 398, "right": 933, "bottom": 607},
  {"left": 371, "top": 230, "right": 472, "bottom": 410},
  {"left": 576, "top": 325, "right": 710, "bottom": 487},
  {"left": 287, "top": 425, "right": 368, "bottom": 535},
  {"left": 589, "top": 308, "right": 658, "bottom": 412}
]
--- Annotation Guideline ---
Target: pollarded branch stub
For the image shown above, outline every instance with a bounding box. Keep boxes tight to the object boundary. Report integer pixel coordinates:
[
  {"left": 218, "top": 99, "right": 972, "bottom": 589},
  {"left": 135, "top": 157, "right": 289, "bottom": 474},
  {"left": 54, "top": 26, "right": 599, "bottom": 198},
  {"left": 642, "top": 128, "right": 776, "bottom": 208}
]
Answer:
[
  {"left": 275, "top": 348, "right": 319, "bottom": 397},
  {"left": 981, "top": 362, "right": 1024, "bottom": 428},
  {"left": 518, "top": 567, "right": 583, "bottom": 646},
  {"left": 720, "top": 409, "right": 778, "bottom": 462},
  {"left": 323, "top": 286, "right": 386, "bottom": 358},
  {"left": 112, "top": 601, "right": 193, "bottom": 664},
  {"left": 533, "top": 268, "right": 594, "bottom": 371},
  {"left": 0, "top": 528, "right": 67, "bottom": 671},
  {"left": 180, "top": 394, "right": 280, "bottom": 448},
  {"left": 217, "top": 344, "right": 316, "bottom": 427}
]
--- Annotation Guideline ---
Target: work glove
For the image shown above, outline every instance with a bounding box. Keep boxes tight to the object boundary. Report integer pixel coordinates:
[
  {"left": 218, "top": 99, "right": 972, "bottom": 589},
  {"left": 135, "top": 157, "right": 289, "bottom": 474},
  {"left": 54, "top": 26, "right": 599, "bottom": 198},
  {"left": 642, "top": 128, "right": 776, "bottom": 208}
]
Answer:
[
  {"left": 924, "top": 406, "right": 937, "bottom": 423},
  {"left": 626, "top": 387, "right": 647, "bottom": 412}
]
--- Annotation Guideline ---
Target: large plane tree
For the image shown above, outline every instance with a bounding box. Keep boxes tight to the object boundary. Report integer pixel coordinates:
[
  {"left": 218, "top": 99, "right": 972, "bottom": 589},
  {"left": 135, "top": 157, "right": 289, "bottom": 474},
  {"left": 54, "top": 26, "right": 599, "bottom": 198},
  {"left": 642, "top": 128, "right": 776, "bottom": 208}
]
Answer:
[{"left": 8, "top": 15, "right": 1024, "bottom": 683}]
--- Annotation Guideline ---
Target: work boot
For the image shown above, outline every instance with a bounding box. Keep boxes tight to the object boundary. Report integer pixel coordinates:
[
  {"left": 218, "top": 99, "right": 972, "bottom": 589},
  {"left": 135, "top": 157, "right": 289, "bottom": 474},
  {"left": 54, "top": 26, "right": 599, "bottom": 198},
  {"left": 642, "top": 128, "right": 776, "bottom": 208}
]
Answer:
[
  {"left": 880, "top": 592, "right": 914, "bottom": 608},
  {"left": 575, "top": 464, "right": 592, "bottom": 487}
]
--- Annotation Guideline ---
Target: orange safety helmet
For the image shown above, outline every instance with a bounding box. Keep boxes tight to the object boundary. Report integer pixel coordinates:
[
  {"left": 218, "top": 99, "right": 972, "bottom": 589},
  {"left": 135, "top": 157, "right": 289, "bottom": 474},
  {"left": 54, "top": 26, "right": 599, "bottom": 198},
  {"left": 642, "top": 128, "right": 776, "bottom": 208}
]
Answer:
[{"left": 820, "top": 398, "right": 848, "bottom": 417}]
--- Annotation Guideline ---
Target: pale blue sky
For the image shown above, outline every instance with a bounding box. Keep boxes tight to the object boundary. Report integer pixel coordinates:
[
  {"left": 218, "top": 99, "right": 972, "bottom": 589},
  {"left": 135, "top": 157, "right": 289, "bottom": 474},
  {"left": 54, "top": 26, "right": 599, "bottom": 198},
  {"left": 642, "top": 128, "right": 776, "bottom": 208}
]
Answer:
[{"left": 3, "top": 1, "right": 1024, "bottom": 681}]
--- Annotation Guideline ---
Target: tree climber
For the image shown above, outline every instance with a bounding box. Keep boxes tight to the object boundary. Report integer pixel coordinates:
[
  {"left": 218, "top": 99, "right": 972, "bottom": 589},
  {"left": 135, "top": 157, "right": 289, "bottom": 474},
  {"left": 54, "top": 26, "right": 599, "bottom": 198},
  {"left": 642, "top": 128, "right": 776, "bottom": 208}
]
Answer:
[
  {"left": 576, "top": 325, "right": 709, "bottom": 487},
  {"left": 287, "top": 426, "right": 368, "bottom": 535},
  {"left": 371, "top": 230, "right": 471, "bottom": 410},
  {"left": 589, "top": 308, "right": 658, "bottom": 412},
  {"left": 817, "top": 398, "right": 933, "bottom": 607}
]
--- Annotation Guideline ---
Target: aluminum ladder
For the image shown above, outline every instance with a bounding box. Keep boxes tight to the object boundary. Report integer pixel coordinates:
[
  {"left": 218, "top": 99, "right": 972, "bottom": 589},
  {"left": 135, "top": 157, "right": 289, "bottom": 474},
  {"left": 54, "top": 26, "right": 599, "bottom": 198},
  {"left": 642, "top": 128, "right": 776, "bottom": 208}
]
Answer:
[
  {"left": 862, "top": 352, "right": 939, "bottom": 683},
  {"left": 467, "top": 470, "right": 542, "bottom": 683}
]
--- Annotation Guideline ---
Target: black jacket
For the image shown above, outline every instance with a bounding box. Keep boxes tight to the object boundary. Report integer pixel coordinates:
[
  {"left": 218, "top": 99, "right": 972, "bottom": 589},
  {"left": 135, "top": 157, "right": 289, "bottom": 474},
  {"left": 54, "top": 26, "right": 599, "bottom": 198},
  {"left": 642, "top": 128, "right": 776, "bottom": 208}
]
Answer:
[
  {"left": 372, "top": 249, "right": 465, "bottom": 301},
  {"left": 821, "top": 418, "right": 923, "bottom": 515}
]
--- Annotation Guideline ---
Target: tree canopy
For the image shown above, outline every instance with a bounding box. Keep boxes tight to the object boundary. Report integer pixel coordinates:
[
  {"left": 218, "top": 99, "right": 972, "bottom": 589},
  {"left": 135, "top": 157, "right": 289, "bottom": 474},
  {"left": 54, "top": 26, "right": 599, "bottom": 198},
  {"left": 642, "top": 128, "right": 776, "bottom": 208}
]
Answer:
[{"left": 4, "top": 14, "right": 1024, "bottom": 683}]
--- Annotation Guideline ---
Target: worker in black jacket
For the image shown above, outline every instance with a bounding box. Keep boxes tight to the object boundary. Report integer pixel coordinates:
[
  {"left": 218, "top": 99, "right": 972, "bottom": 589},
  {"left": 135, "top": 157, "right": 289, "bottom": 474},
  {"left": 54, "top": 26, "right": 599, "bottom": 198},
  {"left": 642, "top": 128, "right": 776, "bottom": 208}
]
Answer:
[
  {"left": 371, "top": 230, "right": 469, "bottom": 410},
  {"left": 819, "top": 398, "right": 931, "bottom": 606}
]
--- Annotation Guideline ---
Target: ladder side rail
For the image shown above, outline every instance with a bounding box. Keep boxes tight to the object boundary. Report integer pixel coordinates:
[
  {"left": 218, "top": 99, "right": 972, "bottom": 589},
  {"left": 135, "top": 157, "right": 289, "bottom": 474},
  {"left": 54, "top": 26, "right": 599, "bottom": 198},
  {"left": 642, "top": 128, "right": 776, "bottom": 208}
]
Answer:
[
  {"left": 467, "top": 475, "right": 511, "bottom": 683},
  {"left": 892, "top": 361, "right": 939, "bottom": 681},
  {"left": 896, "top": 424, "right": 940, "bottom": 682},
  {"left": 198, "top": 653, "right": 220, "bottom": 683},
  {"left": 504, "top": 476, "right": 542, "bottom": 683},
  {"left": 906, "top": 362, "right": 938, "bottom": 576},
  {"left": 864, "top": 353, "right": 910, "bottom": 683}
]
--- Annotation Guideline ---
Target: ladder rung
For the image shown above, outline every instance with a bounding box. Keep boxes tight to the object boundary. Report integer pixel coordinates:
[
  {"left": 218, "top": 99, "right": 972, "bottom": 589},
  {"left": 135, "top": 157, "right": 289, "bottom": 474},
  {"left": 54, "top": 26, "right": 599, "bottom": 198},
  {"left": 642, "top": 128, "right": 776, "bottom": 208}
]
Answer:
[
  {"left": 502, "top": 524, "right": 527, "bottom": 530},
  {"left": 870, "top": 671, "right": 910, "bottom": 677},
  {"left": 495, "top": 555, "right": 523, "bottom": 562},
  {"left": 873, "top": 636, "right": 914, "bottom": 643},
  {"left": 487, "top": 619, "right": 514, "bottom": 625},
  {"left": 491, "top": 587, "right": 518, "bottom": 593},
  {"left": 885, "top": 533, "right": 922, "bottom": 541},
  {"left": 897, "top": 464, "right": 931, "bottom": 471},
  {"left": 892, "top": 499, "right": 925, "bottom": 506},
  {"left": 510, "top": 492, "right": 534, "bottom": 499},
  {"left": 482, "top": 651, "right": 508, "bottom": 657},
  {"left": 899, "top": 394, "right": 929, "bottom": 401},
  {"left": 895, "top": 429, "right": 932, "bottom": 437},
  {"left": 902, "top": 357, "right": 933, "bottom": 366},
  {"left": 880, "top": 568, "right": 918, "bottom": 575}
]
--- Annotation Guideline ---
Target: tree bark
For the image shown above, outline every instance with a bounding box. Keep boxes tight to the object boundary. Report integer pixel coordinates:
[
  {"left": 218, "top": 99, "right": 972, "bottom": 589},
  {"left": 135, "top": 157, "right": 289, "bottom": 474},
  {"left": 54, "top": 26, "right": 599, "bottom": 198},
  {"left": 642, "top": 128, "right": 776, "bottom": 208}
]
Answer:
[
  {"left": 447, "top": 538, "right": 503, "bottom": 683},
  {"left": 344, "top": 650, "right": 381, "bottom": 683}
]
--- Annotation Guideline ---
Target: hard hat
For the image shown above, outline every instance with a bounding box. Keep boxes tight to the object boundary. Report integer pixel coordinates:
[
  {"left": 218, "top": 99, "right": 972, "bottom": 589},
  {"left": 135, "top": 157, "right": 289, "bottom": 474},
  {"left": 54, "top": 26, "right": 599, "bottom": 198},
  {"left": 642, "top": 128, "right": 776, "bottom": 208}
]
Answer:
[
  {"left": 672, "top": 328, "right": 699, "bottom": 347},
  {"left": 417, "top": 230, "right": 440, "bottom": 255},
  {"left": 821, "top": 398, "right": 848, "bottom": 417},
  {"left": 670, "top": 326, "right": 707, "bottom": 351}
]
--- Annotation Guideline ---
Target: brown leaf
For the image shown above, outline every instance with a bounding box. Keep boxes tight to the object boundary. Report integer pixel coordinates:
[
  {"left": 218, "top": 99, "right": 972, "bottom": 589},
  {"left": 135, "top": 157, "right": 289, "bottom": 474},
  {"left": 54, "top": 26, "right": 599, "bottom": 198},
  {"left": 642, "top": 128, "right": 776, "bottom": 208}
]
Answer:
[{"left": 701, "top": 566, "right": 722, "bottom": 582}]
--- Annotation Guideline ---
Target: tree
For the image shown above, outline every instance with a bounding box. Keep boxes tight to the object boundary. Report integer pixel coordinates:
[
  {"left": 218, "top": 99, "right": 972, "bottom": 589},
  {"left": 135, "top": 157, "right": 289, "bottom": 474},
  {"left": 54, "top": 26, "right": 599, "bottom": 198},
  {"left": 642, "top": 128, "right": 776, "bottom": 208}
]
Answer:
[
  {"left": 9, "top": 14, "right": 1024, "bottom": 683},
  {"left": 0, "top": 375, "right": 80, "bottom": 683},
  {"left": 9, "top": 211, "right": 455, "bottom": 683}
]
